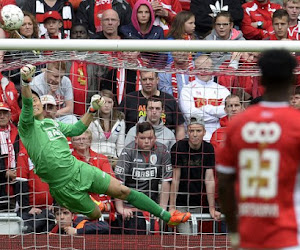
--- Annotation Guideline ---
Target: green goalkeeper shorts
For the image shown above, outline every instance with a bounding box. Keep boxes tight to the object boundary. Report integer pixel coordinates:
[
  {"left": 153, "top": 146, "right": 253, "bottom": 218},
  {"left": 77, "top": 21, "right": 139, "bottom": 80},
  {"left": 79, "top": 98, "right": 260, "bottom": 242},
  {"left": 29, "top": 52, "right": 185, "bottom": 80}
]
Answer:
[{"left": 49, "top": 161, "right": 111, "bottom": 216}]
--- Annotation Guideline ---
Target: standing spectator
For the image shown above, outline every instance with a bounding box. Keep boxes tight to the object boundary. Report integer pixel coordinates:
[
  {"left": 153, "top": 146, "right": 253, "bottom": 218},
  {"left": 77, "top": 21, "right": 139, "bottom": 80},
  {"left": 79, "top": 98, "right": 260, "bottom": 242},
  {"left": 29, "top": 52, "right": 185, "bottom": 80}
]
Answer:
[
  {"left": 0, "top": 103, "right": 20, "bottom": 212},
  {"left": 210, "top": 95, "right": 243, "bottom": 150},
  {"left": 88, "top": 90, "right": 125, "bottom": 169},
  {"left": 205, "top": 11, "right": 245, "bottom": 68},
  {"left": 22, "top": 0, "right": 75, "bottom": 38},
  {"left": 120, "top": 0, "right": 164, "bottom": 39},
  {"left": 190, "top": 0, "right": 243, "bottom": 39},
  {"left": 51, "top": 206, "right": 109, "bottom": 234},
  {"left": 241, "top": 0, "right": 281, "bottom": 40},
  {"left": 180, "top": 55, "right": 230, "bottom": 142},
  {"left": 283, "top": 0, "right": 300, "bottom": 39},
  {"left": 265, "top": 9, "right": 293, "bottom": 40},
  {"left": 290, "top": 85, "right": 300, "bottom": 109},
  {"left": 40, "top": 11, "right": 67, "bottom": 39},
  {"left": 30, "top": 61, "right": 78, "bottom": 124},
  {"left": 76, "top": 0, "right": 132, "bottom": 36},
  {"left": 120, "top": 70, "right": 186, "bottom": 140},
  {"left": 125, "top": 96, "right": 176, "bottom": 151},
  {"left": 71, "top": 130, "right": 115, "bottom": 214},
  {"left": 169, "top": 114, "right": 221, "bottom": 234},
  {"left": 127, "top": 0, "right": 182, "bottom": 36},
  {"left": 114, "top": 122, "right": 172, "bottom": 234}
]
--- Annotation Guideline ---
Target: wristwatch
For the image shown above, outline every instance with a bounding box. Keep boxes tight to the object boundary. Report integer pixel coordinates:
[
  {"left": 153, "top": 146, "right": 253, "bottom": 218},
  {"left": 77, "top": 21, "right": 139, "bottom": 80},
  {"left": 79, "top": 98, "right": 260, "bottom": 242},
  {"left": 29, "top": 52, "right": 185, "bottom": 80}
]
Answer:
[{"left": 257, "top": 21, "right": 263, "bottom": 29}]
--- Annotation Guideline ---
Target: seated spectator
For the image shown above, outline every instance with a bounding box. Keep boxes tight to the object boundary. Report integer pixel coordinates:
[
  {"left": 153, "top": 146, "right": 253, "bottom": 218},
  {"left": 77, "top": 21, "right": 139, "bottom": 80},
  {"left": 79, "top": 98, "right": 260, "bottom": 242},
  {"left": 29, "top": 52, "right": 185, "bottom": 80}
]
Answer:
[
  {"left": 179, "top": 55, "right": 230, "bottom": 142},
  {"left": 158, "top": 51, "right": 195, "bottom": 100},
  {"left": 205, "top": 11, "right": 245, "bottom": 68},
  {"left": 120, "top": 70, "right": 186, "bottom": 140},
  {"left": 16, "top": 147, "right": 55, "bottom": 233},
  {"left": 218, "top": 52, "right": 263, "bottom": 99},
  {"left": 120, "top": 0, "right": 164, "bottom": 39},
  {"left": 169, "top": 115, "right": 221, "bottom": 234},
  {"left": 125, "top": 96, "right": 176, "bottom": 150},
  {"left": 88, "top": 90, "right": 125, "bottom": 169},
  {"left": 114, "top": 122, "right": 172, "bottom": 234},
  {"left": 265, "top": 9, "right": 293, "bottom": 40},
  {"left": 0, "top": 103, "right": 20, "bottom": 212},
  {"left": 283, "top": 0, "right": 300, "bottom": 39},
  {"left": 40, "top": 11, "right": 67, "bottom": 39},
  {"left": 241, "top": 0, "right": 281, "bottom": 40},
  {"left": 166, "top": 11, "right": 197, "bottom": 64},
  {"left": 0, "top": 72, "right": 21, "bottom": 124},
  {"left": 71, "top": 130, "right": 115, "bottom": 214},
  {"left": 50, "top": 206, "right": 109, "bottom": 234},
  {"left": 76, "top": 0, "right": 132, "bottom": 36},
  {"left": 70, "top": 23, "right": 89, "bottom": 39},
  {"left": 290, "top": 85, "right": 300, "bottom": 109},
  {"left": 30, "top": 61, "right": 78, "bottom": 124},
  {"left": 10, "top": 11, "right": 39, "bottom": 39},
  {"left": 210, "top": 95, "right": 243, "bottom": 149},
  {"left": 127, "top": 0, "right": 182, "bottom": 36},
  {"left": 190, "top": 0, "right": 243, "bottom": 39},
  {"left": 22, "top": 0, "right": 75, "bottom": 38},
  {"left": 91, "top": 9, "right": 122, "bottom": 39}
]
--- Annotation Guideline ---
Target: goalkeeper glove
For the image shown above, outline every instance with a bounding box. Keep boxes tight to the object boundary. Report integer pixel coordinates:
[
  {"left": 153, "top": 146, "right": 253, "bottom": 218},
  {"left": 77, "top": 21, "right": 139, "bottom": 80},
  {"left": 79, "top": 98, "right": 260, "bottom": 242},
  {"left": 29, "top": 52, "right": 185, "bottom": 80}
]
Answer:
[
  {"left": 88, "top": 94, "right": 105, "bottom": 114},
  {"left": 20, "top": 64, "right": 36, "bottom": 86}
]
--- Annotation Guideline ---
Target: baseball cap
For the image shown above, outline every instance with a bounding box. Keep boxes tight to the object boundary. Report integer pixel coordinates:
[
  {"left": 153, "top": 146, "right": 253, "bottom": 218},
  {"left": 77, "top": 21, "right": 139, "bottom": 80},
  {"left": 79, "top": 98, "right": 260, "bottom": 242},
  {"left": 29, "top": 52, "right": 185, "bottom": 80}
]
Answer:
[
  {"left": 43, "top": 11, "right": 63, "bottom": 22},
  {"left": 187, "top": 114, "right": 205, "bottom": 127},
  {"left": 0, "top": 102, "right": 11, "bottom": 111},
  {"left": 40, "top": 95, "right": 56, "bottom": 106}
]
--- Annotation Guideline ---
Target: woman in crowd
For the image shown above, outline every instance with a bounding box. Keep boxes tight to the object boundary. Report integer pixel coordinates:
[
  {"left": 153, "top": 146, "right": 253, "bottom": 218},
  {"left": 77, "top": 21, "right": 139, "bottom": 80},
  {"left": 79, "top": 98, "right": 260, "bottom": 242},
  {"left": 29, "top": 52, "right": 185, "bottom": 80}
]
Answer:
[
  {"left": 88, "top": 89, "right": 125, "bottom": 169},
  {"left": 10, "top": 11, "right": 39, "bottom": 39},
  {"left": 205, "top": 11, "right": 245, "bottom": 68},
  {"left": 120, "top": 0, "right": 164, "bottom": 39}
]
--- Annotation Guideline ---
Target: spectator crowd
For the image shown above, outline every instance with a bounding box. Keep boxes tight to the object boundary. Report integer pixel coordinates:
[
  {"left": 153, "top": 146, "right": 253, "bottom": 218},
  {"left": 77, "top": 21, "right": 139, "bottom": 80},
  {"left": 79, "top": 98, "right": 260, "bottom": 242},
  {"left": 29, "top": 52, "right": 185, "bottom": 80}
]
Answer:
[{"left": 0, "top": 0, "right": 299, "bottom": 236}]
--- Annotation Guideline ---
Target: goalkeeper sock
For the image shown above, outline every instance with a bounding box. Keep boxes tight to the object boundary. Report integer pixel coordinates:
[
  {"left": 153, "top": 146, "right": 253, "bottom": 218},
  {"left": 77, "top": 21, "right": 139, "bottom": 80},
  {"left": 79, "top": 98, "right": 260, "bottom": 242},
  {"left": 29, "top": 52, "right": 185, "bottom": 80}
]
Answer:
[{"left": 126, "top": 189, "right": 171, "bottom": 222}]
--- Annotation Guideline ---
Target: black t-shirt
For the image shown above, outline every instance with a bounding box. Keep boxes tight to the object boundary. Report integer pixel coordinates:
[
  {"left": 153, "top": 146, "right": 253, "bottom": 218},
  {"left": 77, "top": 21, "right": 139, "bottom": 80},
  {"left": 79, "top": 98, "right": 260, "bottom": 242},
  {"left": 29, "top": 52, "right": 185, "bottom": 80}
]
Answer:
[
  {"left": 120, "top": 90, "right": 185, "bottom": 132},
  {"left": 171, "top": 139, "right": 215, "bottom": 207}
]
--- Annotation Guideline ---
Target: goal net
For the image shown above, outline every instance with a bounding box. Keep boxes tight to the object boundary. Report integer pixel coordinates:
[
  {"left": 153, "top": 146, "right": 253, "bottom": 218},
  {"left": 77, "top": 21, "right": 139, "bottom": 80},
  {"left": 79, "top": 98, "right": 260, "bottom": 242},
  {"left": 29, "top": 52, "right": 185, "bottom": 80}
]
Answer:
[{"left": 0, "top": 39, "right": 298, "bottom": 250}]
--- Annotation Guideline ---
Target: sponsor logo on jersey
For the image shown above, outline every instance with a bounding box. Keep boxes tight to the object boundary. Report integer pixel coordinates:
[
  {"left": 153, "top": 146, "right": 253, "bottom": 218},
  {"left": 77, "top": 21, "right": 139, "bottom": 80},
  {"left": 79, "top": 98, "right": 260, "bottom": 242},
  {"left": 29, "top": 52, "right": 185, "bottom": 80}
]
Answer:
[
  {"left": 241, "top": 122, "right": 281, "bottom": 144},
  {"left": 133, "top": 158, "right": 143, "bottom": 163},
  {"left": 150, "top": 154, "right": 157, "bottom": 165},
  {"left": 115, "top": 166, "right": 124, "bottom": 175},
  {"left": 239, "top": 202, "right": 279, "bottom": 218},
  {"left": 132, "top": 167, "right": 157, "bottom": 180}
]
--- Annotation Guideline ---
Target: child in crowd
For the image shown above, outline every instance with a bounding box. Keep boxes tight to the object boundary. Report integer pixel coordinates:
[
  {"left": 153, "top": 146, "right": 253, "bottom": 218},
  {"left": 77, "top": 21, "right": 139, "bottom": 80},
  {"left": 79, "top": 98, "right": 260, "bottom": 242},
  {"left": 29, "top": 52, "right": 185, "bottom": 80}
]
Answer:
[{"left": 41, "top": 11, "right": 67, "bottom": 39}]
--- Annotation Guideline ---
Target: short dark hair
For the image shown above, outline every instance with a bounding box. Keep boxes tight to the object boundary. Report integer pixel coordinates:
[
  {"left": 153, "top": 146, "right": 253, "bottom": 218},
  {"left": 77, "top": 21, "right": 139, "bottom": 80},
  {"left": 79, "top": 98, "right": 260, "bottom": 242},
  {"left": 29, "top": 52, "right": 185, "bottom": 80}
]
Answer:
[
  {"left": 31, "top": 89, "right": 40, "bottom": 99},
  {"left": 258, "top": 49, "right": 297, "bottom": 87},
  {"left": 136, "top": 122, "right": 155, "bottom": 136},
  {"left": 225, "top": 94, "right": 241, "bottom": 106},
  {"left": 146, "top": 96, "right": 163, "bottom": 108},
  {"left": 213, "top": 11, "right": 233, "bottom": 25},
  {"left": 272, "top": 9, "right": 290, "bottom": 22},
  {"left": 292, "top": 85, "right": 300, "bottom": 95}
]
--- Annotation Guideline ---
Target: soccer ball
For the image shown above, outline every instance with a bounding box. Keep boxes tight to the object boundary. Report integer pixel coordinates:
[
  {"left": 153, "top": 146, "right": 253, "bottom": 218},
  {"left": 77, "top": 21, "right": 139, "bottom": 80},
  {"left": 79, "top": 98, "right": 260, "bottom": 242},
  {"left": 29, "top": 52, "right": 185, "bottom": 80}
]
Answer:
[{"left": 0, "top": 5, "right": 24, "bottom": 31}]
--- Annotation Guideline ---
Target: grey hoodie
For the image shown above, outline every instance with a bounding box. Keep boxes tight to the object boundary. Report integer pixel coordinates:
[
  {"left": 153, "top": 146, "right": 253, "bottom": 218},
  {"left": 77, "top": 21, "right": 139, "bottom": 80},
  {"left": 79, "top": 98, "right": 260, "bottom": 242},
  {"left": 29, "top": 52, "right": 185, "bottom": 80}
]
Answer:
[{"left": 125, "top": 116, "right": 176, "bottom": 151}]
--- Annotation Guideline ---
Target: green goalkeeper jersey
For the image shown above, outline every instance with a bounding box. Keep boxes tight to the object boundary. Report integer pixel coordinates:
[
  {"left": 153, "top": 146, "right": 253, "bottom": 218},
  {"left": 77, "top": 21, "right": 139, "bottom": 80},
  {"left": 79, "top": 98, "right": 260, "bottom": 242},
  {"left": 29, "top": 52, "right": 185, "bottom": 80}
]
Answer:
[{"left": 18, "top": 97, "right": 87, "bottom": 188}]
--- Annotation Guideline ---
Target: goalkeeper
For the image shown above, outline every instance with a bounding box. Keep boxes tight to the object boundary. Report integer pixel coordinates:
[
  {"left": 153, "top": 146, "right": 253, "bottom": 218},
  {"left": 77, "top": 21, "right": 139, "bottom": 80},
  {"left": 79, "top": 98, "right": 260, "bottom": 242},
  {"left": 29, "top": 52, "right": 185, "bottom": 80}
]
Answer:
[{"left": 18, "top": 64, "right": 190, "bottom": 226}]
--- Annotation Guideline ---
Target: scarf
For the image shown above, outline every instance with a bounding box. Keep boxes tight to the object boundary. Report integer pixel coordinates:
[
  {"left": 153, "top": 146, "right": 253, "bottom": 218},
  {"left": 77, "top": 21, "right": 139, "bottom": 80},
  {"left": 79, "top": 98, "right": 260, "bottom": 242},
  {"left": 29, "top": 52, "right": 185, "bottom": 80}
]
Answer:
[
  {"left": 0, "top": 125, "right": 15, "bottom": 170},
  {"left": 94, "top": 0, "right": 113, "bottom": 32},
  {"left": 116, "top": 59, "right": 143, "bottom": 105},
  {"left": 70, "top": 61, "right": 88, "bottom": 116},
  {"left": 170, "top": 57, "right": 195, "bottom": 100},
  {"left": 35, "top": 0, "right": 73, "bottom": 38}
]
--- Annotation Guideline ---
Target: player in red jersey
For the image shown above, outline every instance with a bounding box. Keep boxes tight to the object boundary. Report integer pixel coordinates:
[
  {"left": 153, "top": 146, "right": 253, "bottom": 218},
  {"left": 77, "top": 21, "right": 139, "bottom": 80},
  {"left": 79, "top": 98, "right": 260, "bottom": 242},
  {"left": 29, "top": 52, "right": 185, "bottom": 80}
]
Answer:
[{"left": 217, "top": 49, "right": 300, "bottom": 249}]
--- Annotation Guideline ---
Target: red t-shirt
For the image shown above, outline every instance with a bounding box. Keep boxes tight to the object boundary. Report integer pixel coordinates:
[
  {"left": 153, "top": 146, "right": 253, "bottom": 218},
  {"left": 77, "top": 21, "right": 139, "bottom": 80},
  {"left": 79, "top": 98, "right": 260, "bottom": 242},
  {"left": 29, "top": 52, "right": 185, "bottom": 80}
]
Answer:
[{"left": 217, "top": 102, "right": 300, "bottom": 249}]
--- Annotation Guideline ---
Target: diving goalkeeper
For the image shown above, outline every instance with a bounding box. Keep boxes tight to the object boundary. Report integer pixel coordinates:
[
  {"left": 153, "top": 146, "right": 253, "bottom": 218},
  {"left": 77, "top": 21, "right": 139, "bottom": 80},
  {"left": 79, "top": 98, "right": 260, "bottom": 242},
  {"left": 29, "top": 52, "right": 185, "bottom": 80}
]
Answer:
[{"left": 18, "top": 64, "right": 190, "bottom": 226}]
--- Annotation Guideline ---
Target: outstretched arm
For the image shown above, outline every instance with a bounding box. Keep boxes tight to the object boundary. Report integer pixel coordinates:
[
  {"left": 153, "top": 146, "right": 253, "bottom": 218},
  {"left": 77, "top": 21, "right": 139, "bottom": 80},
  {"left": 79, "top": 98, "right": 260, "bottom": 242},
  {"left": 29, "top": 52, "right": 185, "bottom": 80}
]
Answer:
[{"left": 20, "top": 64, "right": 36, "bottom": 99}]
